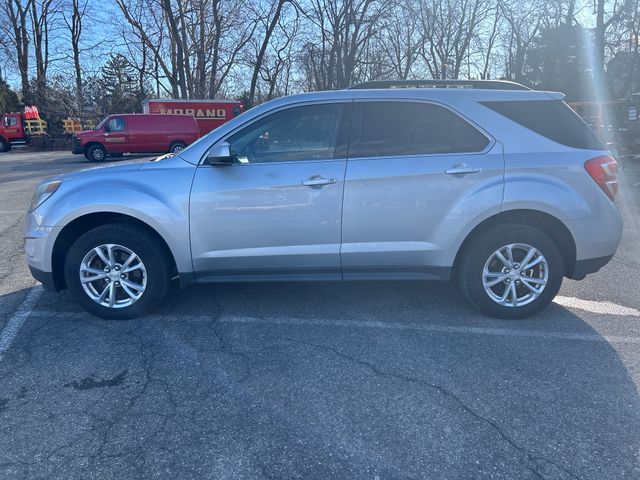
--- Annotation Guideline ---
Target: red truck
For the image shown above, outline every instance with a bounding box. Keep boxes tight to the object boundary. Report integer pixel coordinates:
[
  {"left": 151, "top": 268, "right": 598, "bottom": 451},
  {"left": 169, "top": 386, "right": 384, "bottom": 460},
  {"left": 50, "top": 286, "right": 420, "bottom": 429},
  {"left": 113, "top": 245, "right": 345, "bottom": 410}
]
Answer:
[
  {"left": 142, "top": 99, "right": 243, "bottom": 135},
  {"left": 72, "top": 113, "right": 199, "bottom": 161},
  {"left": 0, "top": 113, "right": 28, "bottom": 152}
]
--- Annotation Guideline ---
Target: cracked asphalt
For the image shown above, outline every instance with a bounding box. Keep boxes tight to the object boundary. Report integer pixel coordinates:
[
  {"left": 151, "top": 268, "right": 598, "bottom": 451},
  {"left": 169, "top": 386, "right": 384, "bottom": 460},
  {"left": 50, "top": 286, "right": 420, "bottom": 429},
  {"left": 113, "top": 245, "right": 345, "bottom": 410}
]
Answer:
[{"left": 1, "top": 151, "right": 640, "bottom": 479}]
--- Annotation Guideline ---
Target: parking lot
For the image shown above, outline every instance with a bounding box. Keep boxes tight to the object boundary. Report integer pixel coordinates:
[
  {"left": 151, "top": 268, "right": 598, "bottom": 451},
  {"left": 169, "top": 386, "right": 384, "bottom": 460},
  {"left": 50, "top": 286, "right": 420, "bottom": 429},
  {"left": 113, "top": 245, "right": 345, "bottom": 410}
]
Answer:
[{"left": 1, "top": 150, "right": 640, "bottom": 479}]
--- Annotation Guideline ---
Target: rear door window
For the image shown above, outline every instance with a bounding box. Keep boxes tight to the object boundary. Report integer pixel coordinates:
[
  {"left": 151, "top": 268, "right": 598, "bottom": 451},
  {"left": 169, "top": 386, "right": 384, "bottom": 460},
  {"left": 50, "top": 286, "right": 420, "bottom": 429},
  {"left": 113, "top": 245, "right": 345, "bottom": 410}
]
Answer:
[
  {"left": 481, "top": 100, "right": 605, "bottom": 150},
  {"left": 349, "top": 101, "right": 489, "bottom": 158}
]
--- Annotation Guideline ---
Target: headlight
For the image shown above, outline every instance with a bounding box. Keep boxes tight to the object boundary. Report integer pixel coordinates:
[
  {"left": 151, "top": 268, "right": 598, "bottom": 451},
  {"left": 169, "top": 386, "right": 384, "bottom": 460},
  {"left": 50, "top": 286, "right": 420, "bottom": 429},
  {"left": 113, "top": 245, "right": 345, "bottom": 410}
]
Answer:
[{"left": 29, "top": 180, "right": 62, "bottom": 211}]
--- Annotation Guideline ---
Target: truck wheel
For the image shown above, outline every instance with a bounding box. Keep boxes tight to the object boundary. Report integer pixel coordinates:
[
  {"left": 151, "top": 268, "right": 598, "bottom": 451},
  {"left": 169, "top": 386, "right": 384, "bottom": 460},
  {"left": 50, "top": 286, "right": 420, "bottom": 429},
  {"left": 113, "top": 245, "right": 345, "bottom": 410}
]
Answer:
[
  {"left": 86, "top": 144, "right": 106, "bottom": 162},
  {"left": 458, "top": 224, "right": 564, "bottom": 319},
  {"left": 64, "top": 223, "right": 172, "bottom": 320},
  {"left": 0, "top": 138, "right": 10, "bottom": 153},
  {"left": 170, "top": 141, "right": 186, "bottom": 154}
]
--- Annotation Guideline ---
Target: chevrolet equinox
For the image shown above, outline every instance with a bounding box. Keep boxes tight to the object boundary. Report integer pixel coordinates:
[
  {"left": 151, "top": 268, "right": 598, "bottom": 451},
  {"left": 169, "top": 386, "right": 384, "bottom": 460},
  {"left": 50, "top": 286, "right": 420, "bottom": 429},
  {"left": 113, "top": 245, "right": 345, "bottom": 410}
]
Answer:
[{"left": 25, "top": 80, "right": 622, "bottom": 319}]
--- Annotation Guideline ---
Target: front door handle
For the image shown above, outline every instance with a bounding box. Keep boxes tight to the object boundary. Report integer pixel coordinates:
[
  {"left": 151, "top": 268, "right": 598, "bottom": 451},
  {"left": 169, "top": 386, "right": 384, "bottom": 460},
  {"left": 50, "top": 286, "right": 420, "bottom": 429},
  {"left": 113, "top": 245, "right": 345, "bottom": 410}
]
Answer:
[
  {"left": 302, "top": 176, "right": 336, "bottom": 187},
  {"left": 445, "top": 164, "right": 481, "bottom": 175}
]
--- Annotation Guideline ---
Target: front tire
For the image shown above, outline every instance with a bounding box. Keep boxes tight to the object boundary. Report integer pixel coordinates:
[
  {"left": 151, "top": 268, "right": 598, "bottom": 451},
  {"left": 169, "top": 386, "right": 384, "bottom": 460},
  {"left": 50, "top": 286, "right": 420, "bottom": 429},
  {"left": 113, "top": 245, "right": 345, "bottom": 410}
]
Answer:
[
  {"left": 169, "top": 141, "right": 186, "bottom": 154},
  {"left": 86, "top": 144, "right": 106, "bottom": 162},
  {"left": 0, "top": 138, "right": 10, "bottom": 153},
  {"left": 64, "top": 224, "right": 171, "bottom": 319},
  {"left": 458, "top": 224, "right": 564, "bottom": 319}
]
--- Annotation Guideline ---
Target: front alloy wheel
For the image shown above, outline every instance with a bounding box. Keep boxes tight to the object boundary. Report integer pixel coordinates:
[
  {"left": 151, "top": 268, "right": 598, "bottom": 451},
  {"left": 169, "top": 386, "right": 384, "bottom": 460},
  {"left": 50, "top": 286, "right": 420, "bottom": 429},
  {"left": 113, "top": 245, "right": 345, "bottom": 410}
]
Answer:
[
  {"left": 64, "top": 224, "right": 171, "bottom": 319},
  {"left": 80, "top": 244, "right": 147, "bottom": 309}
]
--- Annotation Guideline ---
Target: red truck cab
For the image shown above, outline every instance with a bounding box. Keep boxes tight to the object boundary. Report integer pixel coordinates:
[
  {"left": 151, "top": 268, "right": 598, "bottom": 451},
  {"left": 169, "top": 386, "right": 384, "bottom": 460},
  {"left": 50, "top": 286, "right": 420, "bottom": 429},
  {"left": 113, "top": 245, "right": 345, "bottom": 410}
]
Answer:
[
  {"left": 72, "top": 113, "right": 200, "bottom": 162},
  {"left": 0, "top": 113, "right": 27, "bottom": 152}
]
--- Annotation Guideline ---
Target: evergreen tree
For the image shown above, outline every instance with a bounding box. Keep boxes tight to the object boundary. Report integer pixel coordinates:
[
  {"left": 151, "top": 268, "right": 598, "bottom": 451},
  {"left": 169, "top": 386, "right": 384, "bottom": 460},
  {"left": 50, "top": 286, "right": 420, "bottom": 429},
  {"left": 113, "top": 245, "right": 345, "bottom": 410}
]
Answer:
[
  {"left": 0, "top": 77, "right": 20, "bottom": 113},
  {"left": 97, "top": 53, "right": 147, "bottom": 114},
  {"left": 523, "top": 24, "right": 596, "bottom": 102}
]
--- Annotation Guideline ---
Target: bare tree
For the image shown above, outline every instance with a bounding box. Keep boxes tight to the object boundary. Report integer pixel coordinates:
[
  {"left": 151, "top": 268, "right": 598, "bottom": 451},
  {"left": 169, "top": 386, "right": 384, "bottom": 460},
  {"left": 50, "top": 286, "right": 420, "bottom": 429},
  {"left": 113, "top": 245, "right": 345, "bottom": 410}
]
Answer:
[
  {"left": 62, "top": 0, "right": 88, "bottom": 114},
  {"left": 30, "top": 0, "right": 56, "bottom": 103},
  {"left": 300, "top": 0, "right": 390, "bottom": 90},
  {"left": 247, "top": 0, "right": 291, "bottom": 106},
  {"left": 416, "top": 0, "right": 492, "bottom": 79},
  {"left": 377, "top": 2, "right": 421, "bottom": 79},
  {"left": 593, "top": 0, "right": 633, "bottom": 97},
  {"left": 1, "top": 0, "right": 32, "bottom": 98},
  {"left": 500, "top": 0, "right": 546, "bottom": 82}
]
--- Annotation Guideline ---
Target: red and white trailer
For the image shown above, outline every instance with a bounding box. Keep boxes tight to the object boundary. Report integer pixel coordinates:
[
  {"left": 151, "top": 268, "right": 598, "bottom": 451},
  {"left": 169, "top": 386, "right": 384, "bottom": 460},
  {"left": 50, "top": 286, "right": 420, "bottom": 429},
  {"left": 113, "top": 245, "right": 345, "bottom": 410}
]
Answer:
[{"left": 142, "top": 99, "right": 243, "bottom": 136}]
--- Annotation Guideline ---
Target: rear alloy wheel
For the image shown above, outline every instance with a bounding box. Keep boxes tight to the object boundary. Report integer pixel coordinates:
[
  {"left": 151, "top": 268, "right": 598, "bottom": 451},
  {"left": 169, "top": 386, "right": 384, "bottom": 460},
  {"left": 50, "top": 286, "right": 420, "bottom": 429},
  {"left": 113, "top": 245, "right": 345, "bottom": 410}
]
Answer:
[
  {"left": 459, "top": 224, "right": 564, "bottom": 319},
  {"left": 86, "top": 144, "right": 106, "bottom": 162},
  {"left": 170, "top": 142, "right": 186, "bottom": 154},
  {"left": 482, "top": 243, "right": 549, "bottom": 307},
  {"left": 64, "top": 224, "right": 171, "bottom": 319}
]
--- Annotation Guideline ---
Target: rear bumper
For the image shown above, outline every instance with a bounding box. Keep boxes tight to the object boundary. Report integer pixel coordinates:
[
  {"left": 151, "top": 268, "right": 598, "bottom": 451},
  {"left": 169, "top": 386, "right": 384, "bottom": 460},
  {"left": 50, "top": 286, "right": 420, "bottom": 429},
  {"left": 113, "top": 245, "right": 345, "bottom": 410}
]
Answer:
[
  {"left": 569, "top": 255, "right": 613, "bottom": 280},
  {"left": 29, "top": 265, "right": 58, "bottom": 291}
]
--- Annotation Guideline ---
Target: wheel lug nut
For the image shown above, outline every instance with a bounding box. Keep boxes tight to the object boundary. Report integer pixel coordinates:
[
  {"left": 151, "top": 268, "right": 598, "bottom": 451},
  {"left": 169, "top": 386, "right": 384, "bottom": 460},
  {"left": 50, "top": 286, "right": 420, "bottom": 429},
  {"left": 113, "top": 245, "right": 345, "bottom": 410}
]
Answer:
[{"left": 120, "top": 274, "right": 125, "bottom": 278}]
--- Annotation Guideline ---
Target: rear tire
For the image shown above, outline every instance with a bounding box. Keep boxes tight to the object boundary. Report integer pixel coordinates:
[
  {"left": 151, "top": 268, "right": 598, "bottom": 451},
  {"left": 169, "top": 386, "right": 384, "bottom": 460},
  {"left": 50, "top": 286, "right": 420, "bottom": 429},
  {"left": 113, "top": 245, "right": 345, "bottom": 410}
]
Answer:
[
  {"left": 64, "top": 224, "right": 172, "bottom": 319},
  {"left": 169, "top": 141, "right": 186, "bottom": 154},
  {"left": 458, "top": 224, "right": 564, "bottom": 319},
  {"left": 86, "top": 144, "right": 106, "bottom": 162}
]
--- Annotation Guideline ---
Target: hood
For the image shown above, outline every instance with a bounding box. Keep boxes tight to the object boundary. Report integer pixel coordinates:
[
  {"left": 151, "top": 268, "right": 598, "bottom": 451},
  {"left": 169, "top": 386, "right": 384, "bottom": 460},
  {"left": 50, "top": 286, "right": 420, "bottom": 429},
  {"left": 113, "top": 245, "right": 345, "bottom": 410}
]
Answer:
[
  {"left": 54, "top": 158, "right": 147, "bottom": 182},
  {"left": 74, "top": 129, "right": 97, "bottom": 137},
  {"left": 52, "top": 153, "right": 188, "bottom": 183}
]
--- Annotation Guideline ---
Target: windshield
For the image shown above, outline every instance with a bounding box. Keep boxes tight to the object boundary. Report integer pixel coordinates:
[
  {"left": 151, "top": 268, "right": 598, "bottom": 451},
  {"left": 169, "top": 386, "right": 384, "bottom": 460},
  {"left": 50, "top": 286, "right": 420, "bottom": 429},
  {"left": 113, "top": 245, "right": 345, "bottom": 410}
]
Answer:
[{"left": 95, "top": 116, "right": 110, "bottom": 130}]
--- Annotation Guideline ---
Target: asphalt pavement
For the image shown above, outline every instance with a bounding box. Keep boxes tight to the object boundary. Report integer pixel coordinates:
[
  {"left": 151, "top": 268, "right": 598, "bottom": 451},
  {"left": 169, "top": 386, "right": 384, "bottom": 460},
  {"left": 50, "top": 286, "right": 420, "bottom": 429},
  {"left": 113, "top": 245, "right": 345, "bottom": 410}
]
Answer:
[{"left": 1, "top": 150, "right": 640, "bottom": 479}]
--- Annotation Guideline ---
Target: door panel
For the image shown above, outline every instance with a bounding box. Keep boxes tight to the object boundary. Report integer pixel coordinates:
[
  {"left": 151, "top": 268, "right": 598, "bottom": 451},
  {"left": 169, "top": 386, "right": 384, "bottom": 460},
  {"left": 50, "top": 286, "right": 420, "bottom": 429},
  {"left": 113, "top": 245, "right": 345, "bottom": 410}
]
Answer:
[
  {"left": 189, "top": 102, "right": 349, "bottom": 281},
  {"left": 190, "top": 161, "right": 346, "bottom": 280},
  {"left": 341, "top": 101, "right": 504, "bottom": 279},
  {"left": 103, "top": 117, "right": 129, "bottom": 153}
]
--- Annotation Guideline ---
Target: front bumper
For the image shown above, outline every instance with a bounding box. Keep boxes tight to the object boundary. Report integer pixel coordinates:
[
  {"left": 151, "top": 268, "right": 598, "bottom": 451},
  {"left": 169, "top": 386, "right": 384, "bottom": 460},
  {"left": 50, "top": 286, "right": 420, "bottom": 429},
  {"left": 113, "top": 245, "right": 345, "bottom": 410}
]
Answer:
[{"left": 25, "top": 211, "right": 62, "bottom": 282}]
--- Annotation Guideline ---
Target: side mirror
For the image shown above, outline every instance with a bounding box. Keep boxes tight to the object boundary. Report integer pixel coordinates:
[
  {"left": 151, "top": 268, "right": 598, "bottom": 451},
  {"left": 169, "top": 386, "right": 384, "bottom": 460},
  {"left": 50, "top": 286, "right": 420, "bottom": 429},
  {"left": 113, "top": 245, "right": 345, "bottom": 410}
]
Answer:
[
  {"left": 104, "top": 124, "right": 111, "bottom": 133},
  {"left": 205, "top": 142, "right": 233, "bottom": 166}
]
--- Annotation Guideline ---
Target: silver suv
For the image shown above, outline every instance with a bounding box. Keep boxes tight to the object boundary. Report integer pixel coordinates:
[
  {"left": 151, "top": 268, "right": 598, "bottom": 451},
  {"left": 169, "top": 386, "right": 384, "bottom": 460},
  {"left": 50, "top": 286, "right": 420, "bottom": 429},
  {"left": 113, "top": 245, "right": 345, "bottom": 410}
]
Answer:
[{"left": 25, "top": 80, "right": 622, "bottom": 319}]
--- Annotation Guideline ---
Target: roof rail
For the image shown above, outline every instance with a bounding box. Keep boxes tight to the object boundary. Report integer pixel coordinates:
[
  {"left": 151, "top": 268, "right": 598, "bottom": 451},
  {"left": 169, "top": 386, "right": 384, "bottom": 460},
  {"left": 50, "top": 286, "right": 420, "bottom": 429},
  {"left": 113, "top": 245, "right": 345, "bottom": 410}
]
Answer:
[{"left": 347, "top": 79, "right": 530, "bottom": 91}]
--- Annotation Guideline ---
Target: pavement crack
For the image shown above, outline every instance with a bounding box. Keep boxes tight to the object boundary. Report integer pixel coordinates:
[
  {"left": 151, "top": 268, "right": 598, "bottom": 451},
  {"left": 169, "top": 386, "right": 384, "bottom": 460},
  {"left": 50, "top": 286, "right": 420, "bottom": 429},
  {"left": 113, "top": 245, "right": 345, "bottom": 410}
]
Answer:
[{"left": 285, "top": 338, "right": 581, "bottom": 480}]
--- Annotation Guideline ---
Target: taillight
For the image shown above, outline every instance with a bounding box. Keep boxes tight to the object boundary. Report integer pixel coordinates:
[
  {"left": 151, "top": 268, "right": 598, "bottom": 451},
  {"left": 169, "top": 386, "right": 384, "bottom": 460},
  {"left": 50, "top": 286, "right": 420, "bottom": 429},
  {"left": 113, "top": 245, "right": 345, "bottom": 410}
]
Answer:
[{"left": 584, "top": 155, "right": 618, "bottom": 200}]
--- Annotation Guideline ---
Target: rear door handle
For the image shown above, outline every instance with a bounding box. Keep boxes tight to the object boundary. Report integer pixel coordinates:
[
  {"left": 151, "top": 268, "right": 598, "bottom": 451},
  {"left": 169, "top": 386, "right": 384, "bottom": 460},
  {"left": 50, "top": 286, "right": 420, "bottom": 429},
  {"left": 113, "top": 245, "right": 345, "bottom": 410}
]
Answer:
[
  {"left": 302, "top": 176, "right": 336, "bottom": 187},
  {"left": 445, "top": 164, "right": 481, "bottom": 175}
]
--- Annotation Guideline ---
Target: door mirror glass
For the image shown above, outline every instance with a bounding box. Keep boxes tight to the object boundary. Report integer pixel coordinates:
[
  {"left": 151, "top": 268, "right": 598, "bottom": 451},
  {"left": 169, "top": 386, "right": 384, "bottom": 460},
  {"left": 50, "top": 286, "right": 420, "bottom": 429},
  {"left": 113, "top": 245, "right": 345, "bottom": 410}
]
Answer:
[{"left": 206, "top": 142, "right": 233, "bottom": 166}]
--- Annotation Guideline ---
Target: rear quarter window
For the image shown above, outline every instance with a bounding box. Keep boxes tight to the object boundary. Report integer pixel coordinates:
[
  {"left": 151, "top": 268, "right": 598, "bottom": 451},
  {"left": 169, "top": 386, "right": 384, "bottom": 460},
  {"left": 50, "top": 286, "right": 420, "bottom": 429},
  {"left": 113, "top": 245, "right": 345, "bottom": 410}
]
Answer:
[
  {"left": 349, "top": 101, "right": 490, "bottom": 158},
  {"left": 481, "top": 100, "right": 604, "bottom": 150}
]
